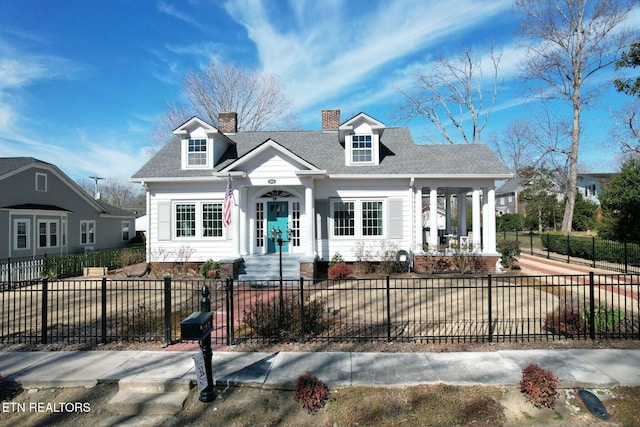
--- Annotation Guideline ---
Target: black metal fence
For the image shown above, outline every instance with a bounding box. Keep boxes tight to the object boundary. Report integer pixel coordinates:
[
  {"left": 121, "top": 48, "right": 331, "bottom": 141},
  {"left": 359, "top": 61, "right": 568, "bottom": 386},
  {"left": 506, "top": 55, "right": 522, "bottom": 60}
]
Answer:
[
  {"left": 499, "top": 230, "right": 640, "bottom": 274},
  {"left": 2, "top": 274, "right": 638, "bottom": 347}
]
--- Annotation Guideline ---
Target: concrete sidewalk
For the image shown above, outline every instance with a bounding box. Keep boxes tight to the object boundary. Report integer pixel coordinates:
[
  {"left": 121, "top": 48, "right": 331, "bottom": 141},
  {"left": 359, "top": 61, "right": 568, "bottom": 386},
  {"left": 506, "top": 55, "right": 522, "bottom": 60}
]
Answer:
[{"left": 1, "top": 349, "right": 639, "bottom": 390}]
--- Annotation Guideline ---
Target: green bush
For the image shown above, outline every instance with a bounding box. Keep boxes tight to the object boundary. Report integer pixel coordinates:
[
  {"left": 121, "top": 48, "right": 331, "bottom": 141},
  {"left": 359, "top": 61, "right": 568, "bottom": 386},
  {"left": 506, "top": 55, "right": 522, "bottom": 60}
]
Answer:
[
  {"left": 243, "top": 293, "right": 327, "bottom": 338},
  {"left": 497, "top": 239, "right": 520, "bottom": 269},
  {"left": 497, "top": 213, "right": 525, "bottom": 231},
  {"left": 199, "top": 259, "right": 220, "bottom": 279},
  {"left": 582, "top": 306, "right": 624, "bottom": 333},
  {"left": 328, "top": 252, "right": 344, "bottom": 268},
  {"left": 540, "top": 233, "right": 640, "bottom": 265}
]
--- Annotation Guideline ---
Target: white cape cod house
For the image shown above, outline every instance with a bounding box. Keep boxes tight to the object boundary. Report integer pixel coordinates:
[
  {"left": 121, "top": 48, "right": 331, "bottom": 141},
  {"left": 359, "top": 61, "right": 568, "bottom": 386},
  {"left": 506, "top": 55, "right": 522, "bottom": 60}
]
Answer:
[{"left": 131, "top": 110, "right": 512, "bottom": 279}]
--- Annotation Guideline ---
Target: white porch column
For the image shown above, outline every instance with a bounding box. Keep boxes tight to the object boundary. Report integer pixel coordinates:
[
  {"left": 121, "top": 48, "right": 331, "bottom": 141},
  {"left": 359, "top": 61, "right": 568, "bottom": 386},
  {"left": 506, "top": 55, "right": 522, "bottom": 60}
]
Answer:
[
  {"left": 458, "top": 192, "right": 467, "bottom": 237},
  {"left": 429, "top": 187, "right": 439, "bottom": 250},
  {"left": 472, "top": 188, "right": 481, "bottom": 251},
  {"left": 415, "top": 186, "right": 423, "bottom": 252},
  {"left": 304, "top": 182, "right": 315, "bottom": 257},
  {"left": 445, "top": 193, "right": 452, "bottom": 234},
  {"left": 239, "top": 187, "right": 248, "bottom": 256},
  {"left": 232, "top": 187, "right": 241, "bottom": 257},
  {"left": 485, "top": 188, "right": 497, "bottom": 253}
]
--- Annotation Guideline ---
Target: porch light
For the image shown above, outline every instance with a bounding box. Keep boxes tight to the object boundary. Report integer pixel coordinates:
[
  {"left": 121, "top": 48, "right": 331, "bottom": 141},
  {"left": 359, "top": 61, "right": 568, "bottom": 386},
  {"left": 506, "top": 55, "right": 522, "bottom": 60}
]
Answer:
[{"left": 270, "top": 227, "right": 282, "bottom": 243}]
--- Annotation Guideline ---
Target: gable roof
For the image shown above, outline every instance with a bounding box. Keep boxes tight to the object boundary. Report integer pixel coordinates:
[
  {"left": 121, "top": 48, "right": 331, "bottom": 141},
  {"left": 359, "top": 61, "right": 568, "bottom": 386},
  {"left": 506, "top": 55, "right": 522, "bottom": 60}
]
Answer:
[
  {"left": 132, "top": 125, "right": 511, "bottom": 180},
  {"left": 0, "top": 157, "right": 135, "bottom": 217}
]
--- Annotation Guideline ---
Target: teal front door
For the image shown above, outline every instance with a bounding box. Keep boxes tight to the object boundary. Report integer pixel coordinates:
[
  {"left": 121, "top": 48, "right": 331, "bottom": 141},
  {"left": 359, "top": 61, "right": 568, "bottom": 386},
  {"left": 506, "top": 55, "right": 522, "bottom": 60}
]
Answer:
[{"left": 267, "top": 201, "right": 289, "bottom": 253}]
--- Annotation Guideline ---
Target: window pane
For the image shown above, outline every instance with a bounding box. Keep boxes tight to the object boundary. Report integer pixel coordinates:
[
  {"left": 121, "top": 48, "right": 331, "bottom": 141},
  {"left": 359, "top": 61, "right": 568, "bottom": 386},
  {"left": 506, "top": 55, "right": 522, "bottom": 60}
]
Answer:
[
  {"left": 176, "top": 204, "right": 196, "bottom": 237},
  {"left": 333, "top": 201, "right": 354, "bottom": 236},
  {"left": 202, "top": 203, "right": 222, "bottom": 237},
  {"left": 362, "top": 201, "right": 383, "bottom": 236},
  {"left": 188, "top": 139, "right": 207, "bottom": 166}
]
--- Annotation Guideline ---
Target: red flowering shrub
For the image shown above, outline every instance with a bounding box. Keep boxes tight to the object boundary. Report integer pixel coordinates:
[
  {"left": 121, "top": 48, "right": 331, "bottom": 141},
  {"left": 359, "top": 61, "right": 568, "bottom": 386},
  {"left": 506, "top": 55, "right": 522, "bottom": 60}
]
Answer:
[
  {"left": 328, "top": 262, "right": 353, "bottom": 279},
  {"left": 294, "top": 371, "right": 329, "bottom": 413},
  {"left": 520, "top": 364, "right": 559, "bottom": 409}
]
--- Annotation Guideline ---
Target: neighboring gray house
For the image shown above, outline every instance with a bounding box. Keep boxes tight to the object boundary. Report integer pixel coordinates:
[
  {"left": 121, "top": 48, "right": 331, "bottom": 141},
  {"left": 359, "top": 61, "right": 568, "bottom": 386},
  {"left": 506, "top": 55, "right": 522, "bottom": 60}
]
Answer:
[
  {"left": 0, "top": 157, "right": 136, "bottom": 259},
  {"left": 131, "top": 110, "right": 511, "bottom": 278}
]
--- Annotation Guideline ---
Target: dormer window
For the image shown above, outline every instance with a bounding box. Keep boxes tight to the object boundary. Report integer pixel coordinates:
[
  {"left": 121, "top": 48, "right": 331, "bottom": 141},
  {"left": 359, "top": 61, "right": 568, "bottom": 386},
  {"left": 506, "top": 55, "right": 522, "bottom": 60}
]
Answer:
[
  {"left": 187, "top": 139, "right": 207, "bottom": 167},
  {"left": 352, "top": 135, "right": 373, "bottom": 163}
]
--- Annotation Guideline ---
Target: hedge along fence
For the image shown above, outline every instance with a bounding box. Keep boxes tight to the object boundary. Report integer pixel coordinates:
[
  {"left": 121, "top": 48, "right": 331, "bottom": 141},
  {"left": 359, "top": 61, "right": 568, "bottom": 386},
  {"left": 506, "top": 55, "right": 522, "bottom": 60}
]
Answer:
[
  {"left": 541, "top": 233, "right": 640, "bottom": 272},
  {"left": 42, "top": 244, "right": 146, "bottom": 279}
]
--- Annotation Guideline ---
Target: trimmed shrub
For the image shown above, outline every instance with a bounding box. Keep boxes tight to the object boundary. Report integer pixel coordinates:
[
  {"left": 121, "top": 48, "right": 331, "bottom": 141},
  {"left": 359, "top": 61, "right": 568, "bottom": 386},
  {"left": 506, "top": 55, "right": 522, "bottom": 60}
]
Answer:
[
  {"left": 520, "top": 364, "right": 559, "bottom": 409},
  {"left": 199, "top": 259, "right": 220, "bottom": 279},
  {"left": 328, "top": 262, "right": 353, "bottom": 279},
  {"left": 294, "top": 371, "right": 329, "bottom": 413},
  {"left": 545, "top": 306, "right": 586, "bottom": 338},
  {"left": 497, "top": 239, "right": 520, "bottom": 269}
]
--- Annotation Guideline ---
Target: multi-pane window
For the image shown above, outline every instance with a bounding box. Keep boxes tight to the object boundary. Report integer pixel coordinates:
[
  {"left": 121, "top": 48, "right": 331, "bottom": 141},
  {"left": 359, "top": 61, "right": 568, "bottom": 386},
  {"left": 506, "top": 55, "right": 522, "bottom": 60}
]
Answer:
[
  {"left": 176, "top": 204, "right": 196, "bottom": 237},
  {"left": 187, "top": 139, "right": 207, "bottom": 166},
  {"left": 80, "top": 220, "right": 95, "bottom": 245},
  {"left": 291, "top": 202, "right": 300, "bottom": 246},
  {"left": 352, "top": 134, "right": 372, "bottom": 163},
  {"left": 122, "top": 221, "right": 130, "bottom": 241},
  {"left": 14, "top": 220, "right": 29, "bottom": 250},
  {"left": 38, "top": 220, "right": 58, "bottom": 248},
  {"left": 202, "top": 203, "right": 223, "bottom": 237},
  {"left": 362, "top": 201, "right": 383, "bottom": 236},
  {"left": 256, "top": 202, "right": 264, "bottom": 247},
  {"left": 333, "top": 201, "right": 355, "bottom": 236}
]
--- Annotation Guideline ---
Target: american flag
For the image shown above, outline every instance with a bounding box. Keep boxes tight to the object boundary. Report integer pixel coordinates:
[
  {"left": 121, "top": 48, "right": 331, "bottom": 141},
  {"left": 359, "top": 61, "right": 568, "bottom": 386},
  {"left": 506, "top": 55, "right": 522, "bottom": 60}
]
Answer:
[{"left": 223, "top": 176, "right": 232, "bottom": 228}]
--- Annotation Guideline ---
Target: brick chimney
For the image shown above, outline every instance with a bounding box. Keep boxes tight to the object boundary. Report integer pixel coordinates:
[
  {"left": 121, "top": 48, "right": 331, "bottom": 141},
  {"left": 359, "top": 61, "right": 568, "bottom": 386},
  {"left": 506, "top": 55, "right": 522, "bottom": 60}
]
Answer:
[
  {"left": 218, "top": 112, "right": 237, "bottom": 133},
  {"left": 321, "top": 109, "right": 340, "bottom": 130}
]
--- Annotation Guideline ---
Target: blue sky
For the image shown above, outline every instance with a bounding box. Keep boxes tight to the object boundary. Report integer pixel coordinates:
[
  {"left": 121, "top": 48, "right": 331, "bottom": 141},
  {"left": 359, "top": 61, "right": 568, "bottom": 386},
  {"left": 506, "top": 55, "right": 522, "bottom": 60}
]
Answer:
[{"left": 1, "top": 0, "right": 638, "bottom": 183}]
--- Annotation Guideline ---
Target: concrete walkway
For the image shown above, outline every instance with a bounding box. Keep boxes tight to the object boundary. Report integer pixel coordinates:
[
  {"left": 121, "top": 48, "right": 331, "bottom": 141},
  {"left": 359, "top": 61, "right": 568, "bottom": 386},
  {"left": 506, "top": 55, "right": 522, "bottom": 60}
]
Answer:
[{"left": 1, "top": 349, "right": 640, "bottom": 390}]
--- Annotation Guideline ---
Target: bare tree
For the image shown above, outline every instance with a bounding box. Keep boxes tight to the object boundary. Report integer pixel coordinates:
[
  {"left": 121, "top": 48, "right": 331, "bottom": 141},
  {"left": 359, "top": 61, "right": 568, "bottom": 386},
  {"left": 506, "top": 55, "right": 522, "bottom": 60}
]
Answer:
[
  {"left": 398, "top": 43, "right": 502, "bottom": 144},
  {"left": 493, "top": 119, "right": 540, "bottom": 176},
  {"left": 77, "top": 177, "right": 146, "bottom": 214},
  {"left": 152, "top": 62, "right": 298, "bottom": 147},
  {"left": 515, "top": 0, "right": 637, "bottom": 232},
  {"left": 612, "top": 101, "right": 640, "bottom": 153}
]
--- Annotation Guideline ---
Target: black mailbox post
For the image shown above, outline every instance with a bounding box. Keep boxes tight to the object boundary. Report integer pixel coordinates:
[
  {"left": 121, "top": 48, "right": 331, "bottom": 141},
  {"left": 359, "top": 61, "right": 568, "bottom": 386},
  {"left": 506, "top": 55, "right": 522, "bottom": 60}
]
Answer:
[{"left": 180, "top": 284, "right": 215, "bottom": 402}]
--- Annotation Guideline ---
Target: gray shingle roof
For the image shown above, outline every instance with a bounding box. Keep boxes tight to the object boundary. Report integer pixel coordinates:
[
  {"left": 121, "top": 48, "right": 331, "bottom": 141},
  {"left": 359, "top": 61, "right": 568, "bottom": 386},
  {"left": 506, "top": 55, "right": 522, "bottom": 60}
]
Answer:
[{"left": 132, "top": 127, "right": 511, "bottom": 179}]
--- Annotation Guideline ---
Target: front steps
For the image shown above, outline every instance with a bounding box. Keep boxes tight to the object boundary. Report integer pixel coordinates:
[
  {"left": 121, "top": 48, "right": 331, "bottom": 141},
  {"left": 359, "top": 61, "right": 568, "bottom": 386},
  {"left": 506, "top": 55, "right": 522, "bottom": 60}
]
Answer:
[
  {"left": 103, "top": 378, "right": 191, "bottom": 426},
  {"left": 237, "top": 254, "right": 301, "bottom": 281}
]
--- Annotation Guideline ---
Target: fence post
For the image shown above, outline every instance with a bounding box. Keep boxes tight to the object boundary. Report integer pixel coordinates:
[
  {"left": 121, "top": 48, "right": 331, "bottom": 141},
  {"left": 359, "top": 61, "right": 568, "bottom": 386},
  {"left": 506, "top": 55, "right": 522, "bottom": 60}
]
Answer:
[
  {"left": 487, "top": 274, "right": 493, "bottom": 343},
  {"left": 299, "top": 277, "right": 305, "bottom": 344},
  {"left": 566, "top": 234, "right": 570, "bottom": 264},
  {"left": 529, "top": 232, "right": 534, "bottom": 256},
  {"left": 101, "top": 277, "right": 107, "bottom": 344},
  {"left": 546, "top": 234, "right": 550, "bottom": 259},
  {"left": 589, "top": 272, "right": 595, "bottom": 340},
  {"left": 227, "top": 278, "right": 235, "bottom": 346},
  {"left": 592, "top": 237, "right": 596, "bottom": 269},
  {"left": 624, "top": 241, "right": 629, "bottom": 274},
  {"left": 386, "top": 276, "right": 392, "bottom": 342},
  {"left": 163, "top": 276, "right": 172, "bottom": 346},
  {"left": 7, "top": 257, "right": 10, "bottom": 289},
  {"left": 41, "top": 278, "right": 49, "bottom": 344}
]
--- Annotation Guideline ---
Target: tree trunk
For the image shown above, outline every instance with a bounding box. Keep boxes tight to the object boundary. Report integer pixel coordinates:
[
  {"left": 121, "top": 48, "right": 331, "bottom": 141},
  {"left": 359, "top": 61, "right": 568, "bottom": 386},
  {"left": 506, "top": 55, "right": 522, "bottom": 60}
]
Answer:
[{"left": 562, "top": 97, "right": 581, "bottom": 233}]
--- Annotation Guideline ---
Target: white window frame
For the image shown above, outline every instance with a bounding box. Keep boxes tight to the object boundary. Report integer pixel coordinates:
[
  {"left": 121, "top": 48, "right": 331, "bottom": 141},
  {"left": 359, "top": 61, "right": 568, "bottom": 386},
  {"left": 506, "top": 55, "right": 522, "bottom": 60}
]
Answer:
[
  {"left": 14, "top": 219, "right": 30, "bottom": 250},
  {"left": 330, "top": 198, "right": 386, "bottom": 239},
  {"left": 80, "top": 220, "right": 96, "bottom": 245},
  {"left": 173, "top": 201, "right": 225, "bottom": 240},
  {"left": 186, "top": 139, "right": 208, "bottom": 168},
  {"left": 35, "top": 172, "right": 47, "bottom": 192},
  {"left": 350, "top": 134, "right": 373, "bottom": 164},
  {"left": 37, "top": 219, "right": 59, "bottom": 249}
]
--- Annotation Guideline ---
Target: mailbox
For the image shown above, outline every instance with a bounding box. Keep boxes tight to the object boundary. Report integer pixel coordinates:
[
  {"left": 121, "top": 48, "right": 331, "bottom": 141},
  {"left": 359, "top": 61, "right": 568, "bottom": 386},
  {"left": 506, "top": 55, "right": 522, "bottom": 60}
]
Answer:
[{"left": 180, "top": 311, "right": 213, "bottom": 340}]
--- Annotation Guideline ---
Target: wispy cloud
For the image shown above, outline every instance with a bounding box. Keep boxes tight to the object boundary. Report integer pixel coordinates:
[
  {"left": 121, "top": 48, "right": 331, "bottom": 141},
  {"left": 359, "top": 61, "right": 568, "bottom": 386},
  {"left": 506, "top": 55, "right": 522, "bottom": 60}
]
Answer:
[
  {"left": 223, "top": 0, "right": 513, "bottom": 116},
  {"left": 156, "top": 1, "right": 207, "bottom": 31}
]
